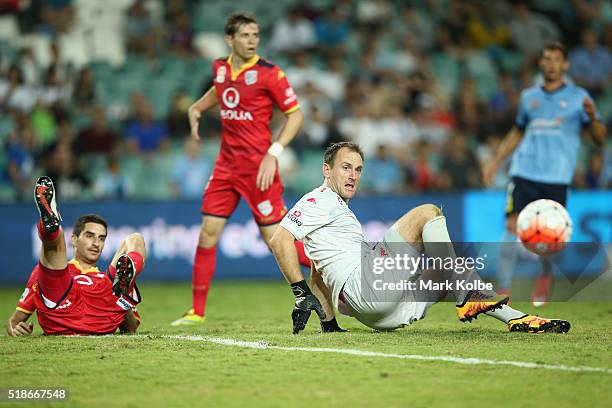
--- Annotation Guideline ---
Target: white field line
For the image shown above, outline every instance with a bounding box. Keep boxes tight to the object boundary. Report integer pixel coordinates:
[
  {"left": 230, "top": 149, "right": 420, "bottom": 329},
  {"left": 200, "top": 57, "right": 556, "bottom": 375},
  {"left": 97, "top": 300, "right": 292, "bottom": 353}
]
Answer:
[{"left": 155, "top": 335, "right": 612, "bottom": 375}]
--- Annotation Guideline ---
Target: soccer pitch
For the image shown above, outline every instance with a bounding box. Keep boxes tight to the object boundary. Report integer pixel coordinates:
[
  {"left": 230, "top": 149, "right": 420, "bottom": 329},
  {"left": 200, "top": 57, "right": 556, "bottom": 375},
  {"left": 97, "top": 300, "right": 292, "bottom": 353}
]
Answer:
[{"left": 1, "top": 281, "right": 611, "bottom": 407}]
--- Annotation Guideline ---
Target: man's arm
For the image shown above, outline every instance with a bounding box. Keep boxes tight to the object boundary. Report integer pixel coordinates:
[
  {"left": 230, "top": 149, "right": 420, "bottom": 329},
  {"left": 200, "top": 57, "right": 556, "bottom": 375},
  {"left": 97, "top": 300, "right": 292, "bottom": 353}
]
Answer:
[
  {"left": 7, "top": 310, "right": 33, "bottom": 337},
  {"left": 188, "top": 86, "right": 219, "bottom": 141},
  {"left": 269, "top": 225, "right": 306, "bottom": 285},
  {"left": 256, "top": 109, "right": 304, "bottom": 191},
  {"left": 269, "top": 225, "right": 326, "bottom": 334},
  {"left": 311, "top": 263, "right": 347, "bottom": 333},
  {"left": 310, "top": 263, "right": 333, "bottom": 318},
  {"left": 483, "top": 126, "right": 524, "bottom": 186},
  {"left": 118, "top": 310, "right": 139, "bottom": 334},
  {"left": 583, "top": 98, "right": 607, "bottom": 146}
]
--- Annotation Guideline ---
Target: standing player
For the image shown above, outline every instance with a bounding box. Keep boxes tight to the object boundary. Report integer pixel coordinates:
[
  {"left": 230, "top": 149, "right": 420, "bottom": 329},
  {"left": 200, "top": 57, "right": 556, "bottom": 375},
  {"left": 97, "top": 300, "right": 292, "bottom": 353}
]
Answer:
[
  {"left": 6, "top": 176, "right": 145, "bottom": 336},
  {"left": 483, "top": 42, "right": 606, "bottom": 305},
  {"left": 171, "top": 12, "right": 311, "bottom": 325},
  {"left": 269, "top": 142, "right": 570, "bottom": 334}
]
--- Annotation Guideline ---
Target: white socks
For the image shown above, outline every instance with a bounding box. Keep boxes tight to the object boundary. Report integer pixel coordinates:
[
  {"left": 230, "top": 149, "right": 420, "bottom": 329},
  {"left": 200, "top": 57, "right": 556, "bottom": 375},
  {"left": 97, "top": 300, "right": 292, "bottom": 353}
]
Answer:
[{"left": 485, "top": 305, "right": 526, "bottom": 323}]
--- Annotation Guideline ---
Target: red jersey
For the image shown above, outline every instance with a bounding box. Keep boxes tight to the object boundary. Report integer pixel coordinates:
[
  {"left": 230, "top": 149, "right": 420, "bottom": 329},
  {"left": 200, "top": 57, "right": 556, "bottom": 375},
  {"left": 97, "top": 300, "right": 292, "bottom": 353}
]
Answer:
[
  {"left": 17, "top": 259, "right": 140, "bottom": 335},
  {"left": 212, "top": 54, "right": 299, "bottom": 176}
]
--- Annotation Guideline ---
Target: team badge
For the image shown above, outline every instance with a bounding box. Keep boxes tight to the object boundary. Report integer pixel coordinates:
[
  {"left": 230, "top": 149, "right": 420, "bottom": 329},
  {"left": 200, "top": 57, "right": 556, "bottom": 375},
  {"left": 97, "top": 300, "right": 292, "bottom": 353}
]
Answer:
[
  {"left": 216, "top": 66, "right": 226, "bottom": 83},
  {"left": 19, "top": 287, "right": 30, "bottom": 303},
  {"left": 559, "top": 99, "right": 567, "bottom": 108},
  {"left": 245, "top": 70, "right": 258, "bottom": 85},
  {"left": 257, "top": 200, "right": 273, "bottom": 216}
]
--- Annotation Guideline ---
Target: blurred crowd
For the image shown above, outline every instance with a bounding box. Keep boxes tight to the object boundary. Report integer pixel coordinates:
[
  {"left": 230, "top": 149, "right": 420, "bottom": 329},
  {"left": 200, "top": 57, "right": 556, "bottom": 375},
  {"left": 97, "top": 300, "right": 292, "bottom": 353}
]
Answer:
[{"left": 0, "top": 0, "right": 610, "bottom": 202}]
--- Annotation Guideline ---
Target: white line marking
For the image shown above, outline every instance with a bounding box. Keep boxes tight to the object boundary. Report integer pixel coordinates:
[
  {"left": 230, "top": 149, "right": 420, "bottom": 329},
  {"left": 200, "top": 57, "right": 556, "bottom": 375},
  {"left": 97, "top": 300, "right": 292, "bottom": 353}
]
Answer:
[{"left": 160, "top": 335, "right": 612, "bottom": 374}]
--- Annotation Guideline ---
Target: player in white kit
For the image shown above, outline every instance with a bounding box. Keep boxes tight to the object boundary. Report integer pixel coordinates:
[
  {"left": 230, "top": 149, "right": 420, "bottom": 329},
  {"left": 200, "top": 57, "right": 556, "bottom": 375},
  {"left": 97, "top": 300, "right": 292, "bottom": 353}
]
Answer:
[{"left": 269, "top": 142, "right": 571, "bottom": 334}]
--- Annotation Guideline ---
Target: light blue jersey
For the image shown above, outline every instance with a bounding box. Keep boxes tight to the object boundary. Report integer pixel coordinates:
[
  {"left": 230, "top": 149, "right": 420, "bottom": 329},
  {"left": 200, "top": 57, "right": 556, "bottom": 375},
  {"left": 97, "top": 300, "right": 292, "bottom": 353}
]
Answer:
[{"left": 509, "top": 83, "right": 598, "bottom": 185}]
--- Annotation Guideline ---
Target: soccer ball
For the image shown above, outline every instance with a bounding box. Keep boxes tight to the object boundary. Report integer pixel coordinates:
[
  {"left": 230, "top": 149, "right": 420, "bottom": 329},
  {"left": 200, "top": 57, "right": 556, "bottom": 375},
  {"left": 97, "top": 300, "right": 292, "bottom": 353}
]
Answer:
[{"left": 516, "top": 199, "right": 572, "bottom": 255}]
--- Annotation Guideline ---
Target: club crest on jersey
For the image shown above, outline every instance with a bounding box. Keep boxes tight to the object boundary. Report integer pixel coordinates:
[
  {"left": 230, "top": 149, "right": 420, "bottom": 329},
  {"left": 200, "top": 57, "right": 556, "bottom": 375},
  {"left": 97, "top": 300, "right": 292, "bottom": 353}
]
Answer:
[
  {"left": 19, "top": 287, "right": 30, "bottom": 303},
  {"left": 245, "top": 70, "right": 258, "bottom": 85},
  {"left": 257, "top": 200, "right": 273, "bottom": 216},
  {"left": 216, "top": 66, "right": 226, "bottom": 83}
]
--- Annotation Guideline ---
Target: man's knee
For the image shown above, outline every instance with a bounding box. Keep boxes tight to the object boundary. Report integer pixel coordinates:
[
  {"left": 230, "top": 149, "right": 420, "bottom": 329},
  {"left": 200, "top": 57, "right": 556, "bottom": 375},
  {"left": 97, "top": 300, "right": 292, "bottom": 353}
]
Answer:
[
  {"left": 199, "top": 221, "right": 224, "bottom": 247},
  {"left": 417, "top": 204, "right": 442, "bottom": 220}
]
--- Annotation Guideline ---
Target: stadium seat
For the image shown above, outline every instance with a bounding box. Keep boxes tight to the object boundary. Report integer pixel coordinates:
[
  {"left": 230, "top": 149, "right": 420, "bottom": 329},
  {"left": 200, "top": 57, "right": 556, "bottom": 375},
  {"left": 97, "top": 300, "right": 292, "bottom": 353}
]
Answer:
[
  {"left": 429, "top": 53, "right": 461, "bottom": 98},
  {"left": 0, "top": 116, "right": 15, "bottom": 143},
  {"left": 465, "top": 51, "right": 499, "bottom": 99},
  {"left": 292, "top": 150, "right": 324, "bottom": 194}
]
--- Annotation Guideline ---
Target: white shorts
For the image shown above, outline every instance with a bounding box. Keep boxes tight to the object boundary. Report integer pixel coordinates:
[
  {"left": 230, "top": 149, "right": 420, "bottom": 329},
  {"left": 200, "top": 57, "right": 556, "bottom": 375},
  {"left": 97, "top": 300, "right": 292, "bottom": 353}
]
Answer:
[{"left": 341, "top": 225, "right": 435, "bottom": 331}]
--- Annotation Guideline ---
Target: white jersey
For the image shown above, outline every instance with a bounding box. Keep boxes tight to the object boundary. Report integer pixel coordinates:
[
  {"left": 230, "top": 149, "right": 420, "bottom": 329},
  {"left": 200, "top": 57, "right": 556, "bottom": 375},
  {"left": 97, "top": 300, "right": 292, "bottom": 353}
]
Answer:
[{"left": 280, "top": 184, "right": 365, "bottom": 310}]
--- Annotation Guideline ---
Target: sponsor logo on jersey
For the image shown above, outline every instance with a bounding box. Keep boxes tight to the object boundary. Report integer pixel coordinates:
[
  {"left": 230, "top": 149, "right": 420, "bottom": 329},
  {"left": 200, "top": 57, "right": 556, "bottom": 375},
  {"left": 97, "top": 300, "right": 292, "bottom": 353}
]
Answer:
[
  {"left": 220, "top": 87, "right": 253, "bottom": 120},
  {"left": 283, "top": 87, "right": 297, "bottom": 105},
  {"left": 222, "top": 87, "right": 240, "bottom": 108},
  {"left": 74, "top": 275, "right": 94, "bottom": 286},
  {"left": 19, "top": 287, "right": 30, "bottom": 303},
  {"left": 116, "top": 296, "right": 135, "bottom": 311},
  {"left": 245, "top": 70, "right": 257, "bottom": 85},
  {"left": 216, "top": 66, "right": 226, "bottom": 83},
  {"left": 220, "top": 110, "right": 254, "bottom": 120},
  {"left": 257, "top": 200, "right": 273, "bottom": 216},
  {"left": 57, "top": 298, "right": 72, "bottom": 310},
  {"left": 287, "top": 210, "right": 303, "bottom": 226},
  {"left": 532, "top": 117, "right": 563, "bottom": 128}
]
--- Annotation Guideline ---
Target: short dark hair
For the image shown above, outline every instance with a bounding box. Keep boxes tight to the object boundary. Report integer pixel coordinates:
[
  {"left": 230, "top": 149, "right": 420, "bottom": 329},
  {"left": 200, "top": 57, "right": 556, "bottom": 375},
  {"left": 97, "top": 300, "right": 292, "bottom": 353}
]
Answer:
[
  {"left": 73, "top": 214, "right": 108, "bottom": 237},
  {"left": 541, "top": 41, "right": 568, "bottom": 60},
  {"left": 224, "top": 12, "right": 257, "bottom": 37},
  {"left": 324, "top": 142, "right": 365, "bottom": 167}
]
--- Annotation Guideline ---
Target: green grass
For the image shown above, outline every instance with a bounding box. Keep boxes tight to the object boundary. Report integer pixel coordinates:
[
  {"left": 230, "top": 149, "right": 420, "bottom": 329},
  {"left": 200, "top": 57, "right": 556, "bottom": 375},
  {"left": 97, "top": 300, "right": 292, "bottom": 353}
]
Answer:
[{"left": 1, "top": 281, "right": 611, "bottom": 408}]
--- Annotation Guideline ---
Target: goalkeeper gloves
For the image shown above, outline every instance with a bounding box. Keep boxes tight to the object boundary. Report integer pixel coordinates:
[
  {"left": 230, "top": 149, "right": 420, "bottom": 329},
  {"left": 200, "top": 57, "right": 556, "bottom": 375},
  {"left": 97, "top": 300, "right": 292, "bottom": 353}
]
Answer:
[
  {"left": 320, "top": 317, "right": 348, "bottom": 333},
  {"left": 290, "top": 280, "right": 326, "bottom": 334}
]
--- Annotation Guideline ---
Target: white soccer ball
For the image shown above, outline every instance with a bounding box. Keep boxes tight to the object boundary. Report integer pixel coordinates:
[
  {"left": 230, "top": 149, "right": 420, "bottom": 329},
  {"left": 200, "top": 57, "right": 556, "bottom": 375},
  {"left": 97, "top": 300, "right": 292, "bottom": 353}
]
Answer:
[{"left": 516, "top": 199, "right": 572, "bottom": 255}]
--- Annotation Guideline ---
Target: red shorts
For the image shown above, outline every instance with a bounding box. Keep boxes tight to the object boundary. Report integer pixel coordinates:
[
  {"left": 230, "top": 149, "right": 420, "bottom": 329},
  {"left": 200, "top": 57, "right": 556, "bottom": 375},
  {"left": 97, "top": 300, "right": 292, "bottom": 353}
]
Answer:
[{"left": 201, "top": 171, "right": 287, "bottom": 225}]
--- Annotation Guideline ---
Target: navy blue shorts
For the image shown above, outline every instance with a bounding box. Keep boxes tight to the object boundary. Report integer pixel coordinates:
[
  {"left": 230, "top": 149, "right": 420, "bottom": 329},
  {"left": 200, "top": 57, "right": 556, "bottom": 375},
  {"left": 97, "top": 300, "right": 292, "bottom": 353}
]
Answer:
[{"left": 505, "top": 176, "right": 568, "bottom": 216}]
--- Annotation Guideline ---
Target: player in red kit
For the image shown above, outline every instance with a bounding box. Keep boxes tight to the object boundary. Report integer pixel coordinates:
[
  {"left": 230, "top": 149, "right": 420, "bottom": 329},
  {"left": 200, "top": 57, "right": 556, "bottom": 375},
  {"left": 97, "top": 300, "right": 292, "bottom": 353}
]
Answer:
[
  {"left": 6, "top": 176, "right": 146, "bottom": 336},
  {"left": 171, "top": 12, "right": 314, "bottom": 326}
]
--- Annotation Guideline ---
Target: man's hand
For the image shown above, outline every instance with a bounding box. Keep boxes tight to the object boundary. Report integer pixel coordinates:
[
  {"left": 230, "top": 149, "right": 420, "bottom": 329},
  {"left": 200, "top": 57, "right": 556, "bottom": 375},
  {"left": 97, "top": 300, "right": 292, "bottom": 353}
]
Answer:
[
  {"left": 292, "top": 293, "right": 326, "bottom": 334},
  {"left": 583, "top": 97, "right": 597, "bottom": 120},
  {"left": 188, "top": 107, "right": 202, "bottom": 140},
  {"left": 290, "top": 280, "right": 326, "bottom": 334},
  {"left": 7, "top": 321, "right": 33, "bottom": 337},
  {"left": 256, "top": 154, "right": 277, "bottom": 191},
  {"left": 320, "top": 317, "right": 348, "bottom": 333},
  {"left": 482, "top": 161, "right": 498, "bottom": 187}
]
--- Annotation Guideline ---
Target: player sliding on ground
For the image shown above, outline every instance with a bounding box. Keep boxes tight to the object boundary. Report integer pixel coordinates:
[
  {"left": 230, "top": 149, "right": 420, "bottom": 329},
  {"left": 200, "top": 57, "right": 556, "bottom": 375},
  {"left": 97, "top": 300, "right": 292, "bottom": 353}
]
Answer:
[
  {"left": 6, "top": 176, "right": 146, "bottom": 336},
  {"left": 269, "top": 142, "right": 571, "bottom": 334}
]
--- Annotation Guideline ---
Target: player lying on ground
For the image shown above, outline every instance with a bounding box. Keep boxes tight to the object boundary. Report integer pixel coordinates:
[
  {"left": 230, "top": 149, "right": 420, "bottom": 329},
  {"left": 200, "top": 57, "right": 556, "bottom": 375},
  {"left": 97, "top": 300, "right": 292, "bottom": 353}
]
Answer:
[
  {"left": 6, "top": 176, "right": 146, "bottom": 336},
  {"left": 269, "top": 142, "right": 571, "bottom": 334}
]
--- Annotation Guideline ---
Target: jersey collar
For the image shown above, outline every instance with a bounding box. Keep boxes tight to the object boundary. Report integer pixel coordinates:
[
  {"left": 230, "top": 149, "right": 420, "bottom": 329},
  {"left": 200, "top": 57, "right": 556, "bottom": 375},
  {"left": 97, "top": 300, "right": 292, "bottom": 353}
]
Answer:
[
  {"left": 541, "top": 82, "right": 567, "bottom": 94},
  {"left": 69, "top": 258, "right": 100, "bottom": 274},
  {"left": 227, "top": 54, "right": 259, "bottom": 81}
]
